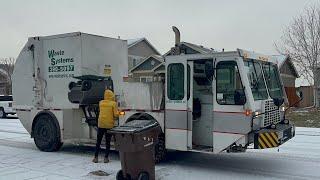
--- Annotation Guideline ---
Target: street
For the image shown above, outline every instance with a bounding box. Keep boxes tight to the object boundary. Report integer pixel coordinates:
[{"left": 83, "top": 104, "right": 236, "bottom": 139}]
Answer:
[{"left": 0, "top": 118, "right": 320, "bottom": 180}]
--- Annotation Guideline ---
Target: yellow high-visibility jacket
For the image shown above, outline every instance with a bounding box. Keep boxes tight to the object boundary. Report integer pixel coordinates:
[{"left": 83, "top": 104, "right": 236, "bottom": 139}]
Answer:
[{"left": 98, "top": 90, "right": 119, "bottom": 129}]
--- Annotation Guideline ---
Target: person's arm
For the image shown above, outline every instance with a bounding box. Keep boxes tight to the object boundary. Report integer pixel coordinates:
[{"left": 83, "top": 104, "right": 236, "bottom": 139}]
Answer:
[{"left": 113, "top": 102, "right": 119, "bottom": 119}]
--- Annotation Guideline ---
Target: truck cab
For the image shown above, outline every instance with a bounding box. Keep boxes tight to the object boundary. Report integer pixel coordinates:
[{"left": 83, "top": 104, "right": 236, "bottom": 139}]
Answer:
[{"left": 164, "top": 49, "right": 295, "bottom": 153}]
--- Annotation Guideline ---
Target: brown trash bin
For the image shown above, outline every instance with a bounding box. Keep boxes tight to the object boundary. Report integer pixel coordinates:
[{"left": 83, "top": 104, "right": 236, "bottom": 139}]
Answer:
[{"left": 109, "top": 120, "right": 161, "bottom": 180}]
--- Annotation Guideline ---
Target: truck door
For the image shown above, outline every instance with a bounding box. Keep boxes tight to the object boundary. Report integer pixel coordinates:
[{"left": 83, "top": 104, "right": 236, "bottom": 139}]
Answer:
[
  {"left": 165, "top": 60, "right": 192, "bottom": 151},
  {"left": 212, "top": 58, "right": 249, "bottom": 153}
]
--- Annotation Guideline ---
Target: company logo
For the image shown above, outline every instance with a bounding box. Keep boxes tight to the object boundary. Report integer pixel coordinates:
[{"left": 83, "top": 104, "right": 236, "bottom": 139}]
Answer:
[
  {"left": 48, "top": 49, "right": 74, "bottom": 66},
  {"left": 48, "top": 49, "right": 75, "bottom": 78}
]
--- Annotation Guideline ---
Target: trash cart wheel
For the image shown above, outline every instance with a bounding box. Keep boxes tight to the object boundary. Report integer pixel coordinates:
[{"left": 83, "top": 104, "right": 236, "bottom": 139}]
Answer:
[
  {"left": 155, "top": 133, "right": 166, "bottom": 163},
  {"left": 138, "top": 172, "right": 149, "bottom": 180},
  {"left": 0, "top": 108, "right": 6, "bottom": 118},
  {"left": 116, "top": 170, "right": 131, "bottom": 180}
]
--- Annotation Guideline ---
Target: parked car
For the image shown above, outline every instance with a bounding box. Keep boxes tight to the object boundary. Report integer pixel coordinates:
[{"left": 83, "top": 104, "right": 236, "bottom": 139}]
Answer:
[{"left": 0, "top": 95, "right": 16, "bottom": 118}]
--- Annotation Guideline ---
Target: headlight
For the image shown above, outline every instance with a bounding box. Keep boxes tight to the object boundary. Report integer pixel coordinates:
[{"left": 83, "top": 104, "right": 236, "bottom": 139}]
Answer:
[
  {"left": 280, "top": 106, "right": 285, "bottom": 112},
  {"left": 254, "top": 111, "right": 261, "bottom": 117}
]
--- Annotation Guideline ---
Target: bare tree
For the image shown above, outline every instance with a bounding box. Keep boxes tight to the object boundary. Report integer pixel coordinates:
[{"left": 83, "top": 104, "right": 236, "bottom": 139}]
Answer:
[
  {"left": 0, "top": 57, "right": 15, "bottom": 95},
  {"left": 276, "top": 4, "right": 320, "bottom": 107}
]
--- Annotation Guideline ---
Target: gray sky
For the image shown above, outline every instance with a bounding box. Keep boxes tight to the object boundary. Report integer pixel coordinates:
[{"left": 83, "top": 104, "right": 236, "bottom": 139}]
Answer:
[{"left": 0, "top": 0, "right": 319, "bottom": 58}]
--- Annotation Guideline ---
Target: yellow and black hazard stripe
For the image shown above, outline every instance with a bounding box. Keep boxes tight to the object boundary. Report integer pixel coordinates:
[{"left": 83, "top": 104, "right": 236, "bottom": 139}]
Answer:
[{"left": 254, "top": 132, "right": 279, "bottom": 149}]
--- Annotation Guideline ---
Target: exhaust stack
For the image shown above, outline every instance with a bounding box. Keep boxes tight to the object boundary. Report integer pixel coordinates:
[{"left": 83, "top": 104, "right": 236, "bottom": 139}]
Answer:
[
  {"left": 172, "top": 26, "right": 180, "bottom": 46},
  {"left": 171, "top": 26, "right": 181, "bottom": 55}
]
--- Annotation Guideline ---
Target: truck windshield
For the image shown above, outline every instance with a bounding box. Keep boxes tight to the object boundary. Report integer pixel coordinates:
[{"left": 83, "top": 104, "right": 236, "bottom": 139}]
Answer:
[
  {"left": 244, "top": 60, "right": 268, "bottom": 100},
  {"left": 262, "top": 63, "right": 284, "bottom": 98}
]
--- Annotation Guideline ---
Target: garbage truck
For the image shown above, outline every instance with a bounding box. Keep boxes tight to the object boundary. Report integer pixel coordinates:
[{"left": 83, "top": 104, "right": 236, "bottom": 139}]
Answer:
[{"left": 12, "top": 30, "right": 296, "bottom": 162}]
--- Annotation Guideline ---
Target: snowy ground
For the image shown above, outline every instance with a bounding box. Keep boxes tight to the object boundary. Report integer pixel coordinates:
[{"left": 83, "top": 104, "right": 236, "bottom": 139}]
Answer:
[{"left": 0, "top": 118, "right": 320, "bottom": 180}]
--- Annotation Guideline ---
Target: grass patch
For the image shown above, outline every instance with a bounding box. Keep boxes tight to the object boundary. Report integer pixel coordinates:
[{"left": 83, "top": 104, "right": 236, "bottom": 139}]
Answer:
[{"left": 286, "top": 108, "right": 320, "bottom": 128}]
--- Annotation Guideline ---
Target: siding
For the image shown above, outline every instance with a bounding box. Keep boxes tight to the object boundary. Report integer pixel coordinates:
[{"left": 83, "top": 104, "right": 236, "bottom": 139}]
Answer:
[{"left": 128, "top": 41, "right": 158, "bottom": 57}]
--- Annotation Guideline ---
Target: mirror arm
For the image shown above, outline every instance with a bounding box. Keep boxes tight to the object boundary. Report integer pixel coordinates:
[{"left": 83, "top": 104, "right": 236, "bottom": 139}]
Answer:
[{"left": 283, "top": 96, "right": 304, "bottom": 120}]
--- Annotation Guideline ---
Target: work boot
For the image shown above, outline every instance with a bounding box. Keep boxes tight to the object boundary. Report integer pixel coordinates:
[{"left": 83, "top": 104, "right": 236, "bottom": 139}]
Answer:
[
  {"left": 92, "top": 156, "right": 98, "bottom": 163},
  {"left": 104, "top": 157, "right": 109, "bottom": 163}
]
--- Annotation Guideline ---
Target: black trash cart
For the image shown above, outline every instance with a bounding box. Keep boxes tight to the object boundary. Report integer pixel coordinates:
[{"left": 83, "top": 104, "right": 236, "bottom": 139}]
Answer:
[{"left": 109, "top": 120, "right": 161, "bottom": 180}]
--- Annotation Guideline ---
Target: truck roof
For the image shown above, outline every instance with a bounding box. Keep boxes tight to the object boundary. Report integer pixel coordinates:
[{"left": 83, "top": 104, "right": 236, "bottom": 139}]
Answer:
[
  {"left": 28, "top": 32, "right": 126, "bottom": 42},
  {"left": 165, "top": 49, "right": 275, "bottom": 64}
]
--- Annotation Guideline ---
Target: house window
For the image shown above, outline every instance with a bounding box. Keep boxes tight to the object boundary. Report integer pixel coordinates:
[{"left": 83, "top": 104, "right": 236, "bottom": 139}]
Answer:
[
  {"left": 133, "top": 59, "right": 137, "bottom": 66},
  {"left": 140, "top": 76, "right": 153, "bottom": 83}
]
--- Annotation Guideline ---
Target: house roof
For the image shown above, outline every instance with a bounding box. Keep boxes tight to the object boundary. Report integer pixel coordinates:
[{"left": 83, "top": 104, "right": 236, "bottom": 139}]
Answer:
[
  {"left": 130, "top": 55, "right": 164, "bottom": 73},
  {"left": 127, "top": 38, "right": 161, "bottom": 55},
  {"left": 153, "top": 63, "right": 165, "bottom": 74},
  {"left": 163, "top": 41, "right": 215, "bottom": 56},
  {"left": 270, "top": 55, "right": 299, "bottom": 78}
]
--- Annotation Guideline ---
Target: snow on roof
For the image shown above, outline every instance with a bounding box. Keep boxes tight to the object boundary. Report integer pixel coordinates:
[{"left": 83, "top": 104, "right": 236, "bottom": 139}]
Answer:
[
  {"left": 127, "top": 38, "right": 144, "bottom": 47},
  {"left": 296, "top": 77, "right": 312, "bottom": 87},
  {"left": 270, "top": 55, "right": 299, "bottom": 78},
  {"left": 270, "top": 55, "right": 287, "bottom": 68}
]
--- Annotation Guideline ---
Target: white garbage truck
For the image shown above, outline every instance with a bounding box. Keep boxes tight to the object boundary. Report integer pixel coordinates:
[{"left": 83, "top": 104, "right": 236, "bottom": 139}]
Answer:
[{"left": 12, "top": 30, "right": 296, "bottom": 162}]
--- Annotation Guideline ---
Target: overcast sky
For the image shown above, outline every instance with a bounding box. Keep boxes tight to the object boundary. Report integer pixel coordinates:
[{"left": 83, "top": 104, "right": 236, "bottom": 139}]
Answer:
[{"left": 0, "top": 0, "right": 319, "bottom": 58}]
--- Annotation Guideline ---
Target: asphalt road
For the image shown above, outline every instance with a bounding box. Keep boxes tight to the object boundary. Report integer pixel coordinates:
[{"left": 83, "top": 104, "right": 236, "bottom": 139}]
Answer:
[{"left": 0, "top": 118, "right": 320, "bottom": 180}]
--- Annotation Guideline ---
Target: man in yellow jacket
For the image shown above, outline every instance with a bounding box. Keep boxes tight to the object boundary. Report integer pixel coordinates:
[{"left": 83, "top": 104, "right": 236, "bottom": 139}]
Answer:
[{"left": 93, "top": 90, "right": 119, "bottom": 163}]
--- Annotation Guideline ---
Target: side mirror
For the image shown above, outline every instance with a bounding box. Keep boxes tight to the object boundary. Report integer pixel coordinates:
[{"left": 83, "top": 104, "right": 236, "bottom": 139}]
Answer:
[
  {"left": 296, "top": 90, "right": 303, "bottom": 99},
  {"left": 234, "top": 90, "right": 246, "bottom": 105},
  {"left": 273, "top": 97, "right": 284, "bottom": 107}
]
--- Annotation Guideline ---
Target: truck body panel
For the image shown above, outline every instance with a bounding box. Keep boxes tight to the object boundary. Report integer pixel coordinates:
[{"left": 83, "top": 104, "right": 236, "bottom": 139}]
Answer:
[{"left": 12, "top": 32, "right": 295, "bottom": 156}]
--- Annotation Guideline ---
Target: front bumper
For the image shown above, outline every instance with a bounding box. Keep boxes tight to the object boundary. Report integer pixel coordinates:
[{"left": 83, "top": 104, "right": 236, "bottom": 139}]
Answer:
[{"left": 254, "top": 123, "right": 295, "bottom": 149}]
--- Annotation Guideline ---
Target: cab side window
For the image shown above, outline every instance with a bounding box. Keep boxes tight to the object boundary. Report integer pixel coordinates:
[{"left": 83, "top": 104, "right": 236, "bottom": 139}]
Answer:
[
  {"left": 167, "top": 63, "right": 184, "bottom": 100},
  {"left": 216, "top": 61, "right": 246, "bottom": 105}
]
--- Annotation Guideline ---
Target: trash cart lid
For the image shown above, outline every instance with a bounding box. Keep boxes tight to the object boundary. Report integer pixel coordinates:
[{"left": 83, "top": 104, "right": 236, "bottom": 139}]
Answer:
[{"left": 110, "top": 120, "right": 159, "bottom": 133}]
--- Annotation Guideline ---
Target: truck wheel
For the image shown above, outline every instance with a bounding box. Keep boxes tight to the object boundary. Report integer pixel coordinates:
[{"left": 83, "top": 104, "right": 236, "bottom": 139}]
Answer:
[
  {"left": 0, "top": 108, "right": 6, "bottom": 118},
  {"left": 155, "top": 133, "right": 166, "bottom": 163},
  {"left": 116, "top": 170, "right": 131, "bottom": 180},
  {"left": 33, "top": 114, "right": 62, "bottom": 152},
  {"left": 138, "top": 172, "right": 149, "bottom": 180}
]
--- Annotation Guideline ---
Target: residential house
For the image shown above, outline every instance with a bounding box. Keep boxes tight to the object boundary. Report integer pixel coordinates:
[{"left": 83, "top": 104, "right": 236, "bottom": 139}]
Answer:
[
  {"left": 127, "top": 38, "right": 161, "bottom": 70},
  {"left": 129, "top": 55, "right": 164, "bottom": 82},
  {"left": 270, "top": 55, "right": 299, "bottom": 106}
]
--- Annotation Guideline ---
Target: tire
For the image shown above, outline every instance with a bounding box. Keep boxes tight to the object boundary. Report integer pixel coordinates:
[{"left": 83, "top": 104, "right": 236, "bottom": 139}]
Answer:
[
  {"left": 138, "top": 172, "right": 149, "bottom": 180},
  {"left": 155, "top": 133, "right": 166, "bottom": 163},
  {"left": 33, "top": 114, "right": 62, "bottom": 152},
  {"left": 116, "top": 170, "right": 131, "bottom": 180},
  {"left": 0, "top": 108, "right": 6, "bottom": 118}
]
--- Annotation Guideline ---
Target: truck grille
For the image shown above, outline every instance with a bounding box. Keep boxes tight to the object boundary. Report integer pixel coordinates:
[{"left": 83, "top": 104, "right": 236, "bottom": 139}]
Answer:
[{"left": 263, "top": 100, "right": 280, "bottom": 127}]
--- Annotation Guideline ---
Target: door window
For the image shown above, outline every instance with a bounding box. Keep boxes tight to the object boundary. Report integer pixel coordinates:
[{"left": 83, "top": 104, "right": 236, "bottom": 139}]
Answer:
[
  {"left": 216, "top": 61, "right": 246, "bottom": 105},
  {"left": 167, "top": 63, "right": 184, "bottom": 100}
]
